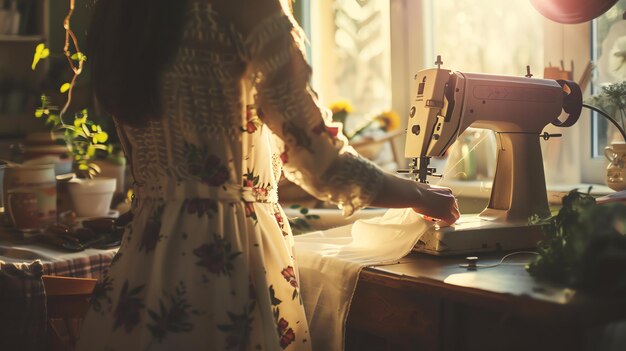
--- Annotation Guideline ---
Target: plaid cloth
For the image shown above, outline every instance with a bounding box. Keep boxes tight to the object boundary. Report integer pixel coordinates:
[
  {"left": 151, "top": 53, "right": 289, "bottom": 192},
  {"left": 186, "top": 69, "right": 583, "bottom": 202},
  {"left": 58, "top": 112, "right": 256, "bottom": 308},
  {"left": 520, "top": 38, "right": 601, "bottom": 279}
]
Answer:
[
  {"left": 40, "top": 250, "right": 117, "bottom": 278},
  {"left": 0, "top": 239, "right": 118, "bottom": 350},
  {"left": 0, "top": 243, "right": 118, "bottom": 278},
  {"left": 0, "top": 261, "right": 46, "bottom": 351}
]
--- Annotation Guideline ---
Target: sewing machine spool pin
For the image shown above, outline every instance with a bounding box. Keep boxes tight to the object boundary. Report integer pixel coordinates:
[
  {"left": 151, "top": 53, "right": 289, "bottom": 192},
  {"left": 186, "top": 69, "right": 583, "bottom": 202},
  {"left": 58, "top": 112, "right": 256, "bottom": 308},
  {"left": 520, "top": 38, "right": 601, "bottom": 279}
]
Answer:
[
  {"left": 525, "top": 65, "right": 533, "bottom": 78},
  {"left": 435, "top": 55, "right": 443, "bottom": 69}
]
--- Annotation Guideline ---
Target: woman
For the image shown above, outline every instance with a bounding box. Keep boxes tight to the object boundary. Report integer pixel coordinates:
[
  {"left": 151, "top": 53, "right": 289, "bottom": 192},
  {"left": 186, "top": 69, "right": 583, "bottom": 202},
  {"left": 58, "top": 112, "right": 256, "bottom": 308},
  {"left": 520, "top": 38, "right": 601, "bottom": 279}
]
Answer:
[{"left": 78, "top": 0, "right": 459, "bottom": 350}]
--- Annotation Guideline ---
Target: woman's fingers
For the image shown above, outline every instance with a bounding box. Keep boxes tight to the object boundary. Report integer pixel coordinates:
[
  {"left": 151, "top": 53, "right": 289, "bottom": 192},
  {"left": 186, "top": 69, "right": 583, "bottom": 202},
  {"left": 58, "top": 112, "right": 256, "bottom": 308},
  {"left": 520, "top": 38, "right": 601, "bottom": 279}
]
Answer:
[
  {"left": 413, "top": 184, "right": 460, "bottom": 225},
  {"left": 439, "top": 199, "right": 460, "bottom": 226}
]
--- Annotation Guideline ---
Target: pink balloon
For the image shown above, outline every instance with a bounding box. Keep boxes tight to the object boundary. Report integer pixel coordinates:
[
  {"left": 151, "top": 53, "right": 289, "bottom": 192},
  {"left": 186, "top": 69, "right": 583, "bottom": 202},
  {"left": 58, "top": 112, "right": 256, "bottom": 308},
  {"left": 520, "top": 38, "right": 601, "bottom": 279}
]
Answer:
[{"left": 530, "top": 0, "right": 618, "bottom": 24}]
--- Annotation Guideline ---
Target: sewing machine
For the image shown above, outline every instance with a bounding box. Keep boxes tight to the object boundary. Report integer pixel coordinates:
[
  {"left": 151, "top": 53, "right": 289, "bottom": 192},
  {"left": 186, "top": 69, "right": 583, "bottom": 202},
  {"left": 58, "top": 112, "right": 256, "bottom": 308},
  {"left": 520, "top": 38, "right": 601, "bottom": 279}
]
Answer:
[{"left": 402, "top": 57, "right": 582, "bottom": 255}]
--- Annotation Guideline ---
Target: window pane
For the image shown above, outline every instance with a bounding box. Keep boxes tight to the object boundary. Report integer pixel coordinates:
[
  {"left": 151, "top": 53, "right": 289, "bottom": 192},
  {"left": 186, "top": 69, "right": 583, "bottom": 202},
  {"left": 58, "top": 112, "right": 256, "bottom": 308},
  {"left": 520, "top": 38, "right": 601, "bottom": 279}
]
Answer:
[
  {"left": 591, "top": 0, "right": 626, "bottom": 157},
  {"left": 308, "top": 0, "right": 398, "bottom": 171},
  {"left": 309, "top": 0, "right": 392, "bottom": 123},
  {"left": 431, "top": 0, "right": 544, "bottom": 76},
  {"left": 429, "top": 0, "right": 544, "bottom": 182}
]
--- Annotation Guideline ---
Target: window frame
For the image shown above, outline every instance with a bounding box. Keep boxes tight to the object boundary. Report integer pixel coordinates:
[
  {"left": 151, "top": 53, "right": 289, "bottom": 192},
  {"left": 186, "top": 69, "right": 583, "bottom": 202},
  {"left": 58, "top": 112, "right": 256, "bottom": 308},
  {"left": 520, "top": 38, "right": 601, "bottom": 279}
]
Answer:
[{"left": 542, "top": 18, "right": 604, "bottom": 184}]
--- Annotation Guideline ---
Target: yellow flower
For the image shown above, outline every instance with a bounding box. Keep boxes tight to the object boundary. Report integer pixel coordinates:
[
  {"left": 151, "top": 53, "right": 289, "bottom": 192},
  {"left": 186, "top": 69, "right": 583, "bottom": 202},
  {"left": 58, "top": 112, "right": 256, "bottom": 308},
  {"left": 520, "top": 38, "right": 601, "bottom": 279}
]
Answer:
[
  {"left": 376, "top": 111, "right": 401, "bottom": 131},
  {"left": 330, "top": 100, "right": 353, "bottom": 115}
]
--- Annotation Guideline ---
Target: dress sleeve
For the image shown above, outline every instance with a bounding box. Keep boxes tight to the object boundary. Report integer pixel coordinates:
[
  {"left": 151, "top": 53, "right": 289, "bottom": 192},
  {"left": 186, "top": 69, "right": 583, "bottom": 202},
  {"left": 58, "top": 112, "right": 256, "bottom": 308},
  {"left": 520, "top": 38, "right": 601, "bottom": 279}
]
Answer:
[{"left": 241, "top": 7, "right": 385, "bottom": 216}]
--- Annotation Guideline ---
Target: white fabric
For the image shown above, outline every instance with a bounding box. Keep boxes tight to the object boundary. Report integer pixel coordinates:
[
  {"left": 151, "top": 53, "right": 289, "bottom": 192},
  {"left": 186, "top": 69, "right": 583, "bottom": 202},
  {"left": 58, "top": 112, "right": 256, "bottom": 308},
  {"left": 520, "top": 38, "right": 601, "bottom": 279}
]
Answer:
[{"left": 294, "top": 208, "right": 433, "bottom": 350}]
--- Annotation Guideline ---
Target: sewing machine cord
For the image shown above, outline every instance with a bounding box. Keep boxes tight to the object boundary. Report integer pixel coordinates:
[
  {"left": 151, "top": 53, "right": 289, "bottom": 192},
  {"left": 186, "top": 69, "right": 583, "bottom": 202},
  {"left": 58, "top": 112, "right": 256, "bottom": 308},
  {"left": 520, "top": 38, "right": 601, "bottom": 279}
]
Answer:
[
  {"left": 458, "top": 251, "right": 539, "bottom": 269},
  {"left": 583, "top": 103, "right": 626, "bottom": 142}
]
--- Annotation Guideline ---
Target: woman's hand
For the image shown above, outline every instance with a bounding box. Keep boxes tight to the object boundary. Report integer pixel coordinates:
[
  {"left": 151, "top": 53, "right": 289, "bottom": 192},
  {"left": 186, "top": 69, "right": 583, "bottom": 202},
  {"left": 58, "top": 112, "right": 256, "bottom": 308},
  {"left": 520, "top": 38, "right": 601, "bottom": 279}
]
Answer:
[
  {"left": 369, "top": 173, "right": 460, "bottom": 225},
  {"left": 412, "top": 184, "right": 460, "bottom": 226}
]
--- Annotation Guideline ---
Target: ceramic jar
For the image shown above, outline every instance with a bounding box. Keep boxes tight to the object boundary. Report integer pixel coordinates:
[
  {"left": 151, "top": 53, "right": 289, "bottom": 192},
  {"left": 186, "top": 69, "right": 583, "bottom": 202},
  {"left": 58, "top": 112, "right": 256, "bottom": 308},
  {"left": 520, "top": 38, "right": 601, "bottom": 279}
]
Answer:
[
  {"left": 3, "top": 163, "right": 57, "bottom": 231},
  {"left": 23, "top": 131, "right": 72, "bottom": 175},
  {"left": 605, "top": 142, "right": 626, "bottom": 191}
]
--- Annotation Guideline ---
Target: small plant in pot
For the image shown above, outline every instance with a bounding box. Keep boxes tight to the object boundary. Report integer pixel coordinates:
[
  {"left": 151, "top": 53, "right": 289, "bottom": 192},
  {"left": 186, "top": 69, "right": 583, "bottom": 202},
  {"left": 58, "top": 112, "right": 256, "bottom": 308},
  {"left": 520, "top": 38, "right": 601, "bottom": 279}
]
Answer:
[
  {"left": 34, "top": 96, "right": 116, "bottom": 219},
  {"left": 32, "top": 29, "right": 116, "bottom": 219},
  {"left": 64, "top": 111, "right": 116, "bottom": 219}
]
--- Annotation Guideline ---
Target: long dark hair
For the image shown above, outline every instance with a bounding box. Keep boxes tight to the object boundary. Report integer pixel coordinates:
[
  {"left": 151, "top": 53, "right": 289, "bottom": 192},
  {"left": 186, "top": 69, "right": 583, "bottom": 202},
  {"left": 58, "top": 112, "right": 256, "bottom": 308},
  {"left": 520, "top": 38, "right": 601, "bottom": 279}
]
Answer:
[{"left": 87, "top": 0, "right": 186, "bottom": 126}]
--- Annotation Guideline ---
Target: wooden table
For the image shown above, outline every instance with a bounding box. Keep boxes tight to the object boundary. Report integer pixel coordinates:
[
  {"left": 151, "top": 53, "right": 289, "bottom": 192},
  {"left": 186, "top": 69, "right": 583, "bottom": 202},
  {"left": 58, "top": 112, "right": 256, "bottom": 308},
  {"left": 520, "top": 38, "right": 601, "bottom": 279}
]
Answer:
[
  {"left": 346, "top": 252, "right": 626, "bottom": 351},
  {"left": 0, "top": 229, "right": 117, "bottom": 278},
  {"left": 0, "top": 227, "right": 117, "bottom": 350}
]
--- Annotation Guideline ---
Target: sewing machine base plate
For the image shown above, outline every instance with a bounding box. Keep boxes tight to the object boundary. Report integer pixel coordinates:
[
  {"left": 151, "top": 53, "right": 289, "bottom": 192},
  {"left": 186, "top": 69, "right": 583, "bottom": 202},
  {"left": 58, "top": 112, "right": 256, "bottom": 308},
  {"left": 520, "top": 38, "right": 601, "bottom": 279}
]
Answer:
[{"left": 414, "top": 214, "right": 545, "bottom": 256}]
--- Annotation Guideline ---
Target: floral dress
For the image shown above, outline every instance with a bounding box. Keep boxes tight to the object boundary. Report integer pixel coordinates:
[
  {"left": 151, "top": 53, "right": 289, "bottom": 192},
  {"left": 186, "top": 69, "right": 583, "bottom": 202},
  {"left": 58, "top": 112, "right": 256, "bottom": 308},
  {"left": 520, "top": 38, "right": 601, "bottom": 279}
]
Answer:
[{"left": 77, "top": 1, "right": 384, "bottom": 350}]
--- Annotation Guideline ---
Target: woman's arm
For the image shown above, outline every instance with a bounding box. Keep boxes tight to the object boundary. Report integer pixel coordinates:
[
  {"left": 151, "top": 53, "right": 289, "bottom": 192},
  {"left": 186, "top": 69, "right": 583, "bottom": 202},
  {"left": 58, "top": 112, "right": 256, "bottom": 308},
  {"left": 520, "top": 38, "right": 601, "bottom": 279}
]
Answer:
[{"left": 216, "top": 0, "right": 459, "bottom": 223}]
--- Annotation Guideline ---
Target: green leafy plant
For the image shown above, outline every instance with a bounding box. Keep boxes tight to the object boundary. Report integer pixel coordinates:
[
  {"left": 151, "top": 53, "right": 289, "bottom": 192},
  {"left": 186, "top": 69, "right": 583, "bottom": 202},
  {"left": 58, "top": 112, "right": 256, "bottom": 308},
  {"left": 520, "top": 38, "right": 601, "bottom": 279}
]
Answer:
[
  {"left": 32, "top": 76, "right": 109, "bottom": 178},
  {"left": 34, "top": 95, "right": 109, "bottom": 177},
  {"left": 585, "top": 81, "right": 626, "bottom": 133},
  {"left": 527, "top": 189, "right": 626, "bottom": 295},
  {"left": 30, "top": 1, "right": 108, "bottom": 178}
]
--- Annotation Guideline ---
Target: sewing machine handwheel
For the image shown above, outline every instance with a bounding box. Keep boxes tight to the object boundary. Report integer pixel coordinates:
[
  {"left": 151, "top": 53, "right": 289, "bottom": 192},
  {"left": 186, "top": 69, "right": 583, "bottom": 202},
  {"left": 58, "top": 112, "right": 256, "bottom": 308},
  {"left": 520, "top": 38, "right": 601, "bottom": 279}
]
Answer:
[{"left": 552, "top": 79, "right": 582, "bottom": 128}]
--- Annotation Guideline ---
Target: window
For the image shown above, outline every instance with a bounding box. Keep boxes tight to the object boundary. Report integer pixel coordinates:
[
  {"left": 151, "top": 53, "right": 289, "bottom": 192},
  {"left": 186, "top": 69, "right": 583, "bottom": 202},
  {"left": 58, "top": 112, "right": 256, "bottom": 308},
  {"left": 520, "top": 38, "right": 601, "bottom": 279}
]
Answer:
[
  {"left": 591, "top": 0, "right": 626, "bottom": 156},
  {"left": 304, "top": 0, "right": 398, "bottom": 171},
  {"left": 306, "top": 0, "right": 392, "bottom": 125},
  {"left": 429, "top": 0, "right": 544, "bottom": 76},
  {"left": 301, "top": 0, "right": 619, "bottom": 186}
]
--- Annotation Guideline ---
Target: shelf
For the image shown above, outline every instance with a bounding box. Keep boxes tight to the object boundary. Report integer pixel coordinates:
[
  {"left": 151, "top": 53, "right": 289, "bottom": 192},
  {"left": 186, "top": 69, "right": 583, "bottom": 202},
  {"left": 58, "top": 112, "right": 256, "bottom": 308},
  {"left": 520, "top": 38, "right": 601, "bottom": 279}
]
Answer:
[
  {"left": 0, "top": 112, "right": 41, "bottom": 138},
  {"left": 0, "top": 34, "right": 45, "bottom": 43},
  {"left": 0, "top": 112, "right": 33, "bottom": 119}
]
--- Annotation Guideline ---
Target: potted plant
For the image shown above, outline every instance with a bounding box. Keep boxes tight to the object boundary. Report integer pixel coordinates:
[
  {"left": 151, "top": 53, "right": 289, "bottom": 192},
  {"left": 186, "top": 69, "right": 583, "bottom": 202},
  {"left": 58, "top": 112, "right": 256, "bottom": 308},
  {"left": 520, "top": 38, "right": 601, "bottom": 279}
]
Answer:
[
  {"left": 527, "top": 189, "right": 626, "bottom": 295},
  {"left": 63, "top": 110, "right": 116, "bottom": 218},
  {"left": 586, "top": 81, "right": 626, "bottom": 190},
  {"left": 34, "top": 95, "right": 116, "bottom": 218},
  {"left": 30, "top": 2, "right": 117, "bottom": 219},
  {"left": 329, "top": 100, "right": 402, "bottom": 162},
  {"left": 586, "top": 80, "right": 626, "bottom": 145}
]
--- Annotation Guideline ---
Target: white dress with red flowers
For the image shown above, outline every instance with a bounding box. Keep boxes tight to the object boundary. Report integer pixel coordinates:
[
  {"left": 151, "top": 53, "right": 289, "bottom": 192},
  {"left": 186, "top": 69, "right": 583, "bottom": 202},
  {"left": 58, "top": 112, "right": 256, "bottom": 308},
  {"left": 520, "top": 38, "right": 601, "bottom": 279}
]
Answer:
[{"left": 77, "top": 1, "right": 384, "bottom": 350}]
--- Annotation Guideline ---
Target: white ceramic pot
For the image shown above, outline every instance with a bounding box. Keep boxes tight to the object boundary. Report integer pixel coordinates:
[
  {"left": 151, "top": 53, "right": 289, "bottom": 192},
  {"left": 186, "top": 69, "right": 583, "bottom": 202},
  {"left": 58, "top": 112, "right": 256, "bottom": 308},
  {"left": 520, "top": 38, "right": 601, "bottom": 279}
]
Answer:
[
  {"left": 3, "top": 163, "right": 57, "bottom": 229},
  {"left": 68, "top": 177, "right": 116, "bottom": 218}
]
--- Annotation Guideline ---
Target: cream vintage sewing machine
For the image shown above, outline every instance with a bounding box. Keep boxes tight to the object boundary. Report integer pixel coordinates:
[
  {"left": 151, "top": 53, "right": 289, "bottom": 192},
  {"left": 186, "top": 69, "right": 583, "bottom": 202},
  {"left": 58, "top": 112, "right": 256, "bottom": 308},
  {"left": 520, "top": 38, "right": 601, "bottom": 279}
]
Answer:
[{"left": 402, "top": 57, "right": 582, "bottom": 256}]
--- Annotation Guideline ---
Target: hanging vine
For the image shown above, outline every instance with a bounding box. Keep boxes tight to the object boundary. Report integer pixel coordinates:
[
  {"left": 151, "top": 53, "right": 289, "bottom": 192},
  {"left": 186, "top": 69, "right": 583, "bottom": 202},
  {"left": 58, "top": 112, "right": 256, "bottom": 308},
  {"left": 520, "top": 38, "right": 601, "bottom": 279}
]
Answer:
[{"left": 31, "top": 0, "right": 107, "bottom": 178}]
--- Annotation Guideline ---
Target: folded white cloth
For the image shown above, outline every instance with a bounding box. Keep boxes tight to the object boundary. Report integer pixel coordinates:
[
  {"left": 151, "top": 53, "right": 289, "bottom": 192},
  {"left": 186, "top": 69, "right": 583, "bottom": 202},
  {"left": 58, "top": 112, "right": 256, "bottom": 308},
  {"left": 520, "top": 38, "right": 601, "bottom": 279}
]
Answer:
[{"left": 294, "top": 208, "right": 433, "bottom": 350}]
